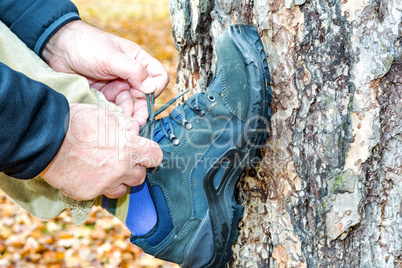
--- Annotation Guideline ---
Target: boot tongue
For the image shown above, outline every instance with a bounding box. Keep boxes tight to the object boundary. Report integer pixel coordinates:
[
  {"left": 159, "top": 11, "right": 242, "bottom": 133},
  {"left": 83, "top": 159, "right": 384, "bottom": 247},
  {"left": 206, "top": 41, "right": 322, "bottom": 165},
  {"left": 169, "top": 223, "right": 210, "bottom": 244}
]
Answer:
[
  {"left": 152, "top": 112, "right": 181, "bottom": 143},
  {"left": 205, "top": 69, "right": 223, "bottom": 94}
]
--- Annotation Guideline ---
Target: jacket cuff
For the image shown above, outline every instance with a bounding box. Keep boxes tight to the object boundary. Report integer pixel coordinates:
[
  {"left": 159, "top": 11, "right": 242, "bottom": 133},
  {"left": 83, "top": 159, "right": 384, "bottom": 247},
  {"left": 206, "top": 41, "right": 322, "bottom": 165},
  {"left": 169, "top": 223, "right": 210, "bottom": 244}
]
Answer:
[
  {"left": 34, "top": 12, "right": 80, "bottom": 56},
  {"left": 1, "top": 0, "right": 80, "bottom": 57}
]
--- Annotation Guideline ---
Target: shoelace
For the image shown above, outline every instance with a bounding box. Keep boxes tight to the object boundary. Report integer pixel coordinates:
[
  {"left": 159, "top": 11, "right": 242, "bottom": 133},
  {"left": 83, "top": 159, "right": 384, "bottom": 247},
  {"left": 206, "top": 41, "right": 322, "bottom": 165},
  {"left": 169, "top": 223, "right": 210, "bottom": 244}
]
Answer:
[{"left": 140, "top": 89, "right": 210, "bottom": 146}]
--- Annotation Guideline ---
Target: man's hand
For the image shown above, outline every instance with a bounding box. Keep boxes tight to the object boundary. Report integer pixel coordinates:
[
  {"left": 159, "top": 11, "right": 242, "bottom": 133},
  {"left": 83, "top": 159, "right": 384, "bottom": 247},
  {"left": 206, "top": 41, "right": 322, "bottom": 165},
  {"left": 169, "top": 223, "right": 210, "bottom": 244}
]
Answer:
[
  {"left": 40, "top": 104, "right": 163, "bottom": 201},
  {"left": 42, "top": 20, "right": 169, "bottom": 126}
]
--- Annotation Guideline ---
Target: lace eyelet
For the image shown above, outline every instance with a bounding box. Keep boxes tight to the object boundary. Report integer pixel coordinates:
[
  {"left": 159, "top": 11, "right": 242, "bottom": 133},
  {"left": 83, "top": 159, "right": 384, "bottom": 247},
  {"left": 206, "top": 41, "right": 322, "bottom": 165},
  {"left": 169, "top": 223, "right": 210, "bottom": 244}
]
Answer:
[
  {"left": 182, "top": 120, "right": 193, "bottom": 130},
  {"left": 168, "top": 134, "right": 180, "bottom": 146},
  {"left": 194, "top": 106, "right": 205, "bottom": 117},
  {"left": 186, "top": 123, "right": 193, "bottom": 130},
  {"left": 208, "top": 95, "right": 215, "bottom": 101}
]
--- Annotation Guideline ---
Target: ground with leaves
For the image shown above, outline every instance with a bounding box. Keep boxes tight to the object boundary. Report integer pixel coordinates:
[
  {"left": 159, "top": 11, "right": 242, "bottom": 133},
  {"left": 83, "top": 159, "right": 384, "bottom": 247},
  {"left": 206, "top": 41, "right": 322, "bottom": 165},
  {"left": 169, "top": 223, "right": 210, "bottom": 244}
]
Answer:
[{"left": 0, "top": 0, "right": 179, "bottom": 267}]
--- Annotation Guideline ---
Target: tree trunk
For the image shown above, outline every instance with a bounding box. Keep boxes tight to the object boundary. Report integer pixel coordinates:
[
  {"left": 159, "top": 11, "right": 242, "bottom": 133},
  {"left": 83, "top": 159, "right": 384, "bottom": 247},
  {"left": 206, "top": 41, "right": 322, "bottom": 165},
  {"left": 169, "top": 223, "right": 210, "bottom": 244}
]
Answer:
[{"left": 170, "top": 0, "right": 401, "bottom": 267}]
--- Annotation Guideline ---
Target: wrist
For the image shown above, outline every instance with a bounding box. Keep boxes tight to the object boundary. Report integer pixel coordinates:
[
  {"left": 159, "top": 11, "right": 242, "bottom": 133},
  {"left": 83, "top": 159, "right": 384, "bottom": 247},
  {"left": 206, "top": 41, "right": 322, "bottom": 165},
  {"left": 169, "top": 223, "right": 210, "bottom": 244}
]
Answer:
[{"left": 42, "top": 20, "right": 82, "bottom": 64}]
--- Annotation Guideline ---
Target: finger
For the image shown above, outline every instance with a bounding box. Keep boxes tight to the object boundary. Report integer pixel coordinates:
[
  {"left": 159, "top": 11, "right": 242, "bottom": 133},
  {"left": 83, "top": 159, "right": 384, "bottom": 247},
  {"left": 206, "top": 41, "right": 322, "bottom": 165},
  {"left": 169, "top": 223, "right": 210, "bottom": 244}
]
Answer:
[
  {"left": 104, "top": 184, "right": 129, "bottom": 199},
  {"left": 132, "top": 98, "right": 149, "bottom": 126},
  {"left": 130, "top": 79, "right": 167, "bottom": 101},
  {"left": 108, "top": 52, "right": 156, "bottom": 94},
  {"left": 115, "top": 90, "right": 135, "bottom": 116},
  {"left": 125, "top": 117, "right": 140, "bottom": 133},
  {"left": 144, "top": 57, "right": 170, "bottom": 97},
  {"left": 98, "top": 79, "right": 131, "bottom": 102},
  {"left": 153, "top": 73, "right": 170, "bottom": 97},
  {"left": 130, "top": 88, "right": 146, "bottom": 100},
  {"left": 118, "top": 41, "right": 168, "bottom": 96},
  {"left": 126, "top": 135, "right": 163, "bottom": 168}
]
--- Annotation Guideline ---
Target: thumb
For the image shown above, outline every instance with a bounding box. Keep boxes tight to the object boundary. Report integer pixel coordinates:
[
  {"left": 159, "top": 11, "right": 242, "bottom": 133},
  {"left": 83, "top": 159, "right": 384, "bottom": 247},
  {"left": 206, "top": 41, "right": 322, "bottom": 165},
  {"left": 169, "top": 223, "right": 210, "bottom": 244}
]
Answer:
[
  {"left": 108, "top": 52, "right": 156, "bottom": 94},
  {"left": 126, "top": 135, "right": 163, "bottom": 168}
]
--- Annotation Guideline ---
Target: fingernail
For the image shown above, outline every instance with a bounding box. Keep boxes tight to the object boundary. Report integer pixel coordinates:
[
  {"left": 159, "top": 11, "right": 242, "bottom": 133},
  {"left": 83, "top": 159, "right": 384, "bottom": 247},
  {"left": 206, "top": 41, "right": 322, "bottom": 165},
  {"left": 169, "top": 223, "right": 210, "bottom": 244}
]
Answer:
[{"left": 142, "top": 77, "right": 156, "bottom": 92}]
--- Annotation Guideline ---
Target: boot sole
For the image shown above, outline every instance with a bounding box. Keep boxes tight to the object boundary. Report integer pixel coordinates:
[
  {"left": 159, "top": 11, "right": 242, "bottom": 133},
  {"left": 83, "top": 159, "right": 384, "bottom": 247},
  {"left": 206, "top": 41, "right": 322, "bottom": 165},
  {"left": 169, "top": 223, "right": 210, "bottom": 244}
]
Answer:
[{"left": 191, "top": 25, "right": 271, "bottom": 268}]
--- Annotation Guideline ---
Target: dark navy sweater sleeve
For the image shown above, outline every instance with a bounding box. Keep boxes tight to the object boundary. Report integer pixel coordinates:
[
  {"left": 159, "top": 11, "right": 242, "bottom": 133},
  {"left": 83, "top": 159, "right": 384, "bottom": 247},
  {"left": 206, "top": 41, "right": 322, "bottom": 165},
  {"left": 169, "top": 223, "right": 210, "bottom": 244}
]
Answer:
[
  {"left": 0, "top": 0, "right": 80, "bottom": 56},
  {"left": 0, "top": 63, "right": 70, "bottom": 179}
]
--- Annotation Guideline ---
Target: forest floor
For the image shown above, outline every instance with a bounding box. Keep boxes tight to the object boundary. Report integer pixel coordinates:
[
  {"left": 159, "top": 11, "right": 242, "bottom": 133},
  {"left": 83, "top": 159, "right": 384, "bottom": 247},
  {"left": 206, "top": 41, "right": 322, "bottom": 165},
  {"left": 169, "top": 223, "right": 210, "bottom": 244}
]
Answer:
[{"left": 0, "top": 0, "right": 179, "bottom": 267}]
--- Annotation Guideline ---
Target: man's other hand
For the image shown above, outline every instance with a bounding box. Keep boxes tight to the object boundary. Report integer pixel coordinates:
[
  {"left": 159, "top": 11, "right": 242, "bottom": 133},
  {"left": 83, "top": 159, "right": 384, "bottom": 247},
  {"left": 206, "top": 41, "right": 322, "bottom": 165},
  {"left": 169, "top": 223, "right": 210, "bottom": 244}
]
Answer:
[{"left": 40, "top": 104, "right": 163, "bottom": 201}]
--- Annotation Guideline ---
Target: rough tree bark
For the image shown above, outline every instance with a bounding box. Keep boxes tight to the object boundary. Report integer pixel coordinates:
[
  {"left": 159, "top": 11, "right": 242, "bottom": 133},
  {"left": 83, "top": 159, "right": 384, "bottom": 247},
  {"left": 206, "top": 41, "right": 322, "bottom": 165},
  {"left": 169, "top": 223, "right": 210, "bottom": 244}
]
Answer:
[{"left": 169, "top": 0, "right": 401, "bottom": 267}]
